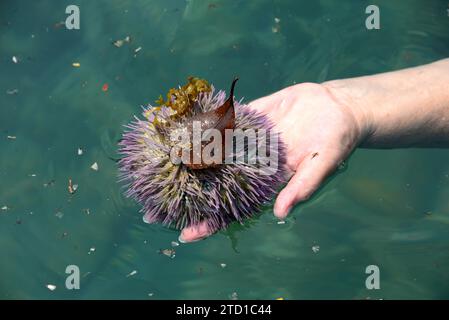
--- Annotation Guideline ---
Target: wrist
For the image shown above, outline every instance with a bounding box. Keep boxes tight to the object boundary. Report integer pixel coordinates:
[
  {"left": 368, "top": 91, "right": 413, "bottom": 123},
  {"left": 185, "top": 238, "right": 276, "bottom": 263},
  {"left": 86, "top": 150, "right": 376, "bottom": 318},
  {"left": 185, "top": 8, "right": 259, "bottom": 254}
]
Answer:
[
  {"left": 324, "top": 59, "right": 449, "bottom": 148},
  {"left": 322, "top": 79, "right": 376, "bottom": 146}
]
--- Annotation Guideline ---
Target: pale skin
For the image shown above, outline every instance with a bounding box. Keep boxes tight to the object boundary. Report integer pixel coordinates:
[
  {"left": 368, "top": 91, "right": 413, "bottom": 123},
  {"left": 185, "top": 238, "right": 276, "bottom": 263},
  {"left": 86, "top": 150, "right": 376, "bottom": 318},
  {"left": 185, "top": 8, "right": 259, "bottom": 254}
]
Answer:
[{"left": 179, "top": 58, "right": 449, "bottom": 243}]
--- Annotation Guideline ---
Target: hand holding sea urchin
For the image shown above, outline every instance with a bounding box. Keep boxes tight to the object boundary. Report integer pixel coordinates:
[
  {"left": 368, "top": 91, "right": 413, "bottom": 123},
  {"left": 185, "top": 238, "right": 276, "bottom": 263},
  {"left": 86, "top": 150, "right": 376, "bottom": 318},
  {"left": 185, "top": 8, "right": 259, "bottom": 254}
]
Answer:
[{"left": 119, "top": 77, "right": 287, "bottom": 233}]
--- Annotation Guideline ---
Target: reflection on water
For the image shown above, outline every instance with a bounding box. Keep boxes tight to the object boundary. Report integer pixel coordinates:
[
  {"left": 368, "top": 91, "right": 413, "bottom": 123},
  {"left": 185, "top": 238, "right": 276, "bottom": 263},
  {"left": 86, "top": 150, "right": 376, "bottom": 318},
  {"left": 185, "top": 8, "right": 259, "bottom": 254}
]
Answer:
[{"left": 1, "top": 0, "right": 449, "bottom": 299}]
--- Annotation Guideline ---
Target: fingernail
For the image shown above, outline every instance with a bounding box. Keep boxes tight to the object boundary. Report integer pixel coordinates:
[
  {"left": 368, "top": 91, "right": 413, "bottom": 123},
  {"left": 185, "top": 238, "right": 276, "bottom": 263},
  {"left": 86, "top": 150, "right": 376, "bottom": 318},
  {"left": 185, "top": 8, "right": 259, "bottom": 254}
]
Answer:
[
  {"left": 274, "top": 206, "right": 290, "bottom": 219},
  {"left": 279, "top": 206, "right": 292, "bottom": 219},
  {"left": 273, "top": 207, "right": 281, "bottom": 217},
  {"left": 178, "top": 235, "right": 186, "bottom": 244},
  {"left": 178, "top": 234, "right": 206, "bottom": 243}
]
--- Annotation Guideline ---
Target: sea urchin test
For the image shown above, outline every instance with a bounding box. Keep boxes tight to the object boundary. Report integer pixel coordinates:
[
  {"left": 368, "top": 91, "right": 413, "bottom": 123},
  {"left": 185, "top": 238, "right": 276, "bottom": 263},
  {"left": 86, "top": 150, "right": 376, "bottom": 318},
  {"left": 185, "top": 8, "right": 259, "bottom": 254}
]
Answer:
[{"left": 119, "top": 77, "right": 287, "bottom": 232}]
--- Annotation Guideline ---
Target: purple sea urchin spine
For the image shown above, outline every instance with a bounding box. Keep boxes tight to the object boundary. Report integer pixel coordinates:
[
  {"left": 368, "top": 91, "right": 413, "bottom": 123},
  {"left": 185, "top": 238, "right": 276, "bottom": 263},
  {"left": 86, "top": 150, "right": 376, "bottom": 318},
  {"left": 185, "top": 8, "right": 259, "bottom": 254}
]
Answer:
[{"left": 119, "top": 86, "right": 287, "bottom": 232}]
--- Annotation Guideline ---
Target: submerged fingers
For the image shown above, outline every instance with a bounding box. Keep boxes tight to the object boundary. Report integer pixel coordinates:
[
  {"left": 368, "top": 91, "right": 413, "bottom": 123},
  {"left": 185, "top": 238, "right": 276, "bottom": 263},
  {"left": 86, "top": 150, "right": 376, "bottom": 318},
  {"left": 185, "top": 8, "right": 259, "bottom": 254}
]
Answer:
[
  {"left": 274, "top": 150, "right": 342, "bottom": 219},
  {"left": 179, "top": 220, "right": 214, "bottom": 243}
]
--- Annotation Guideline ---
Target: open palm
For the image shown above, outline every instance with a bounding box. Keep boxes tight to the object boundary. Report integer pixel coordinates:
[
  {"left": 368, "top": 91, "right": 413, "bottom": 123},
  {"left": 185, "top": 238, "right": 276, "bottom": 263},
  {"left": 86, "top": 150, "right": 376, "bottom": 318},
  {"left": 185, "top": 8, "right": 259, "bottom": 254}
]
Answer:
[{"left": 180, "top": 82, "right": 366, "bottom": 242}]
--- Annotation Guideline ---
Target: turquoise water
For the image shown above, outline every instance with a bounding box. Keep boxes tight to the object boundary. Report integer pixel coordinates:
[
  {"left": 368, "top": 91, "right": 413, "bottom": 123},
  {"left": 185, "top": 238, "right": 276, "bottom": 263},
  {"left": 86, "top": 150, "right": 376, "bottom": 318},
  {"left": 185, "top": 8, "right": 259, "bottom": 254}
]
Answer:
[{"left": 1, "top": 0, "right": 449, "bottom": 299}]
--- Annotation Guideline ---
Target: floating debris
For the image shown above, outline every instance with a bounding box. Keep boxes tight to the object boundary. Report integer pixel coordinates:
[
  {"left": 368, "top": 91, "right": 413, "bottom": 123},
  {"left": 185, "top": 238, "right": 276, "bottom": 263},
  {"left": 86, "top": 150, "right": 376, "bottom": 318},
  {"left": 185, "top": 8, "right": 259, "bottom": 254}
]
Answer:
[
  {"left": 113, "top": 40, "right": 124, "bottom": 47},
  {"left": 46, "top": 284, "right": 56, "bottom": 291},
  {"left": 88, "top": 247, "right": 96, "bottom": 254},
  {"left": 43, "top": 179, "right": 55, "bottom": 187},
  {"left": 54, "top": 21, "right": 65, "bottom": 29},
  {"left": 28, "top": 173, "right": 37, "bottom": 177},
  {"left": 220, "top": 263, "right": 227, "bottom": 268},
  {"left": 112, "top": 35, "right": 131, "bottom": 48},
  {"left": 83, "top": 208, "right": 91, "bottom": 215},
  {"left": 12, "top": 56, "right": 18, "bottom": 64},
  {"left": 133, "top": 46, "right": 142, "bottom": 58},
  {"left": 7, "top": 135, "right": 16, "bottom": 140},
  {"left": 6, "top": 89, "right": 19, "bottom": 95},
  {"left": 102, "top": 83, "right": 109, "bottom": 92},
  {"left": 230, "top": 292, "right": 238, "bottom": 300},
  {"left": 126, "top": 270, "right": 138, "bottom": 277},
  {"left": 1, "top": 205, "right": 10, "bottom": 211},
  {"left": 337, "top": 160, "right": 347, "bottom": 171},
  {"left": 312, "top": 245, "right": 320, "bottom": 253},
  {"left": 61, "top": 231, "right": 68, "bottom": 238},
  {"left": 55, "top": 211, "right": 64, "bottom": 219},
  {"left": 171, "top": 241, "right": 179, "bottom": 247},
  {"left": 159, "top": 248, "right": 176, "bottom": 258},
  {"left": 90, "top": 162, "right": 99, "bottom": 171},
  {"left": 72, "top": 62, "right": 81, "bottom": 67},
  {"left": 68, "top": 179, "right": 78, "bottom": 194},
  {"left": 77, "top": 148, "right": 83, "bottom": 156},
  {"left": 277, "top": 220, "right": 286, "bottom": 225},
  {"left": 272, "top": 18, "right": 281, "bottom": 33},
  {"left": 148, "top": 293, "right": 154, "bottom": 297}
]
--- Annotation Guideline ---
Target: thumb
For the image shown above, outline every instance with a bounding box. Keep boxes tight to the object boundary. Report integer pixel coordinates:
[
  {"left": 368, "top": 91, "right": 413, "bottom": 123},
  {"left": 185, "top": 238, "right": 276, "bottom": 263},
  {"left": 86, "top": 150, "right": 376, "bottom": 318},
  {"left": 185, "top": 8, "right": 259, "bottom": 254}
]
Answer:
[{"left": 274, "top": 150, "right": 341, "bottom": 219}]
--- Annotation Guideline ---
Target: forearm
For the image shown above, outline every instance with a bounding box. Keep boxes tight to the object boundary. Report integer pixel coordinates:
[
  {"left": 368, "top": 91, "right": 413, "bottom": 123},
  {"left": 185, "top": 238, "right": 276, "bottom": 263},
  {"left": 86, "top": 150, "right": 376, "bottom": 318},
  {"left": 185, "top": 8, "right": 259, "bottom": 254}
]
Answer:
[{"left": 324, "top": 59, "right": 449, "bottom": 148}]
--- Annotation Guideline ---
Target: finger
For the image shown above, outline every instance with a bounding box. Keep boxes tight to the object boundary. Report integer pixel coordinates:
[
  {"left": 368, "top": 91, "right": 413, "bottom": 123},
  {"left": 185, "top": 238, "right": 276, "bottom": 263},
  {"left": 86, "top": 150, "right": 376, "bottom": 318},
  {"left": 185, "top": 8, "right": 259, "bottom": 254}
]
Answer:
[
  {"left": 179, "top": 220, "right": 213, "bottom": 243},
  {"left": 273, "top": 150, "right": 341, "bottom": 219}
]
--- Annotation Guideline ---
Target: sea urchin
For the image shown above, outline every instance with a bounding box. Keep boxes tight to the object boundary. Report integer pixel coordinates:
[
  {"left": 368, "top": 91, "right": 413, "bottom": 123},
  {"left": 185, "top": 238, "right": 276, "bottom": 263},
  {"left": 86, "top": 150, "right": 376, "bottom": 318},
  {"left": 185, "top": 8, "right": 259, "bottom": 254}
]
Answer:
[{"left": 118, "top": 77, "right": 286, "bottom": 232}]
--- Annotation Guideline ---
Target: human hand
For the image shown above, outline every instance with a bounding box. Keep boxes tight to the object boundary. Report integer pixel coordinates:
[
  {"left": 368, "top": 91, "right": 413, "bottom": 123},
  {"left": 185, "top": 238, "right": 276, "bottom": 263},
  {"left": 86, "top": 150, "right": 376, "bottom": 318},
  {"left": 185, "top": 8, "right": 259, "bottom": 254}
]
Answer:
[{"left": 179, "top": 82, "right": 370, "bottom": 243}]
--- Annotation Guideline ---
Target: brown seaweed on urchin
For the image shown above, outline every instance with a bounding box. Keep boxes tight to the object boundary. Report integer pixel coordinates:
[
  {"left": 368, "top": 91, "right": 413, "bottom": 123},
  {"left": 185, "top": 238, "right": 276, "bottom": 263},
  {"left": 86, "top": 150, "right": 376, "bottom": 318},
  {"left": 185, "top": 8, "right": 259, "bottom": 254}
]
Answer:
[{"left": 118, "top": 77, "right": 287, "bottom": 232}]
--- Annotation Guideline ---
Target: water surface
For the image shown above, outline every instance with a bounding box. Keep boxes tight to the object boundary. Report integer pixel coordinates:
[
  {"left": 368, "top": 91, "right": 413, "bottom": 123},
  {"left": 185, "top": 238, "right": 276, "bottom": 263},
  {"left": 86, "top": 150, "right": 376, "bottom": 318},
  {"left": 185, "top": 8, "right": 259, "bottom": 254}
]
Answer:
[{"left": 1, "top": 0, "right": 449, "bottom": 299}]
